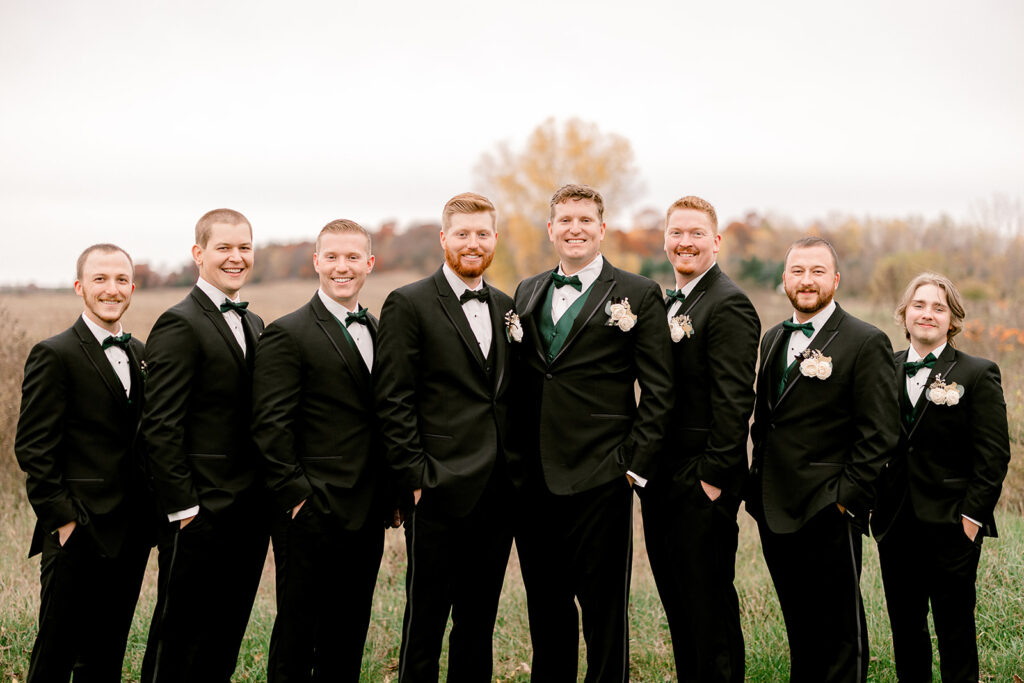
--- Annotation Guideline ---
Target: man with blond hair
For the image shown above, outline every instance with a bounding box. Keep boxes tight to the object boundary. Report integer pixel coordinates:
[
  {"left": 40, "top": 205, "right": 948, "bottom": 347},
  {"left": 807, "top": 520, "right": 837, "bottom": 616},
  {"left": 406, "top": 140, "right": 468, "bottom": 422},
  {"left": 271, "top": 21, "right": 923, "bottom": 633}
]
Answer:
[
  {"left": 141, "top": 209, "right": 269, "bottom": 682},
  {"left": 639, "top": 195, "right": 759, "bottom": 682},
  {"left": 872, "top": 273, "right": 1010, "bottom": 683},
  {"left": 375, "top": 192, "right": 516, "bottom": 680},
  {"left": 511, "top": 184, "right": 673, "bottom": 681},
  {"left": 16, "top": 244, "right": 154, "bottom": 682}
]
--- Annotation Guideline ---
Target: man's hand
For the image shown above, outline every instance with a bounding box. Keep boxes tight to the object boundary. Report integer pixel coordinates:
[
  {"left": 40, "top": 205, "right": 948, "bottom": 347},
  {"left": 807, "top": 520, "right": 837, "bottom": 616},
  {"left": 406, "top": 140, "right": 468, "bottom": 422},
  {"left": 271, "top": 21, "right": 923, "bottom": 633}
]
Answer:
[
  {"left": 56, "top": 520, "right": 76, "bottom": 547},
  {"left": 963, "top": 517, "right": 980, "bottom": 542},
  {"left": 179, "top": 514, "right": 197, "bottom": 529},
  {"left": 700, "top": 480, "right": 722, "bottom": 502},
  {"left": 291, "top": 499, "right": 306, "bottom": 520},
  {"left": 413, "top": 489, "right": 422, "bottom": 505}
]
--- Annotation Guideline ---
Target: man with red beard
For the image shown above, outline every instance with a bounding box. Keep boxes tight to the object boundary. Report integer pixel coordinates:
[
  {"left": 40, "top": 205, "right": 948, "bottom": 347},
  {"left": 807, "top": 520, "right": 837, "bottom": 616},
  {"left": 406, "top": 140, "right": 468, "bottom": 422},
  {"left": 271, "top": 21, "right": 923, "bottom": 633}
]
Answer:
[
  {"left": 375, "top": 192, "right": 516, "bottom": 681},
  {"left": 747, "top": 236, "right": 899, "bottom": 683}
]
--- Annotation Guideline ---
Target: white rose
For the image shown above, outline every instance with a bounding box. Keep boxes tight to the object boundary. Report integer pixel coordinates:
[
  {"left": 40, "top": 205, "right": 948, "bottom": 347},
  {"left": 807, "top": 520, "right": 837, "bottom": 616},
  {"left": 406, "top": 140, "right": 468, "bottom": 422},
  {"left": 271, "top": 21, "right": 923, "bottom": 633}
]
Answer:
[
  {"left": 670, "top": 324, "right": 684, "bottom": 343},
  {"left": 928, "top": 387, "right": 948, "bottom": 405},
  {"left": 800, "top": 358, "right": 818, "bottom": 377},
  {"left": 945, "top": 390, "right": 960, "bottom": 406},
  {"left": 609, "top": 303, "right": 627, "bottom": 320},
  {"left": 510, "top": 323, "right": 523, "bottom": 342},
  {"left": 617, "top": 315, "right": 636, "bottom": 331},
  {"left": 816, "top": 360, "right": 833, "bottom": 379}
]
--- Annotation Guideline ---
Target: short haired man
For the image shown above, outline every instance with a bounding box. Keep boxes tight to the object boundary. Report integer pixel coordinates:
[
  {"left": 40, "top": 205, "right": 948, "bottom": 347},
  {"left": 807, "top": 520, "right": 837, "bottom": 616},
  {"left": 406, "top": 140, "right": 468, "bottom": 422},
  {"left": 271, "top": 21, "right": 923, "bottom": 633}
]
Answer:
[
  {"left": 747, "top": 236, "right": 899, "bottom": 683},
  {"left": 140, "top": 209, "right": 269, "bottom": 681},
  {"left": 511, "top": 184, "right": 673, "bottom": 680},
  {"left": 639, "top": 196, "right": 759, "bottom": 681},
  {"left": 871, "top": 273, "right": 1010, "bottom": 682},
  {"left": 374, "top": 192, "right": 516, "bottom": 680},
  {"left": 15, "top": 244, "right": 154, "bottom": 681},
  {"left": 253, "top": 219, "right": 395, "bottom": 682}
]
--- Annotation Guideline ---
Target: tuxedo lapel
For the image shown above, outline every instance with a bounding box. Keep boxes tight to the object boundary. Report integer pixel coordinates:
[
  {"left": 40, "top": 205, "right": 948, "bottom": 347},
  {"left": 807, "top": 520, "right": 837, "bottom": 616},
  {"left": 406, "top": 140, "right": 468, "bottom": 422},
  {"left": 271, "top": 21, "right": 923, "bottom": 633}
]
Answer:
[
  {"left": 192, "top": 287, "right": 248, "bottom": 372},
  {"left": 522, "top": 272, "right": 553, "bottom": 364},
  {"left": 895, "top": 350, "right": 912, "bottom": 436},
  {"left": 907, "top": 345, "right": 958, "bottom": 439},
  {"left": 310, "top": 295, "right": 372, "bottom": 398},
  {"left": 73, "top": 319, "right": 128, "bottom": 405},
  {"left": 774, "top": 305, "right": 845, "bottom": 408},
  {"left": 486, "top": 286, "right": 508, "bottom": 394},
  {"left": 548, "top": 259, "right": 616, "bottom": 366},
  {"left": 433, "top": 269, "right": 487, "bottom": 370},
  {"left": 760, "top": 327, "right": 786, "bottom": 410},
  {"left": 678, "top": 263, "right": 719, "bottom": 316}
]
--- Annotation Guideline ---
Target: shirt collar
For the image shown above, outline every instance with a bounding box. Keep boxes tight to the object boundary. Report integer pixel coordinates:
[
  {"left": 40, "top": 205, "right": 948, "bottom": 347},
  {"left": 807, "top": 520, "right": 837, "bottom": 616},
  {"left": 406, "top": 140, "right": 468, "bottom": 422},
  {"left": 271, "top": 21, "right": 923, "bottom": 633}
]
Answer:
[
  {"left": 442, "top": 262, "right": 484, "bottom": 298},
  {"left": 791, "top": 299, "right": 837, "bottom": 333},
  {"left": 678, "top": 261, "right": 716, "bottom": 298},
  {"left": 317, "top": 288, "right": 360, "bottom": 321},
  {"left": 908, "top": 342, "right": 946, "bottom": 362},
  {"left": 80, "top": 313, "right": 123, "bottom": 345},
  {"left": 558, "top": 253, "right": 603, "bottom": 292},
  {"left": 196, "top": 276, "right": 240, "bottom": 307}
]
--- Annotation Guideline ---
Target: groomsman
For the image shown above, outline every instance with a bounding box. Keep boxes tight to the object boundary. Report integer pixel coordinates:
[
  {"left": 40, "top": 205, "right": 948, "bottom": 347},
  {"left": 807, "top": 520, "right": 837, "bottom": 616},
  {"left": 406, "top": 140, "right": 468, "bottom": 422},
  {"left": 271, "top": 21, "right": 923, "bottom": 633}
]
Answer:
[
  {"left": 872, "top": 273, "right": 1010, "bottom": 683},
  {"left": 15, "top": 244, "right": 153, "bottom": 682},
  {"left": 511, "top": 184, "right": 673, "bottom": 681},
  {"left": 252, "top": 219, "right": 393, "bottom": 682},
  {"left": 747, "top": 236, "right": 899, "bottom": 683},
  {"left": 639, "top": 196, "right": 759, "bottom": 682},
  {"left": 375, "top": 192, "right": 515, "bottom": 681},
  {"left": 141, "top": 209, "right": 269, "bottom": 682}
]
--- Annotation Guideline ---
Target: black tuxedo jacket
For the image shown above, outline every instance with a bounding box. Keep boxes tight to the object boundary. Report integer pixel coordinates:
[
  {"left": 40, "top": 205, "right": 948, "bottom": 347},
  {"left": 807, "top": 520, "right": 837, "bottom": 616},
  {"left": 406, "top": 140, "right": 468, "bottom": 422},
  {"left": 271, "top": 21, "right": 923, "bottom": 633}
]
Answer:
[
  {"left": 252, "top": 294, "right": 387, "bottom": 530},
  {"left": 374, "top": 267, "right": 514, "bottom": 517},
  {"left": 511, "top": 258, "right": 674, "bottom": 494},
  {"left": 655, "top": 264, "right": 760, "bottom": 498},
  {"left": 15, "top": 317, "right": 151, "bottom": 557},
  {"left": 749, "top": 303, "right": 899, "bottom": 533},
  {"left": 142, "top": 286, "right": 265, "bottom": 517},
  {"left": 871, "top": 345, "right": 1010, "bottom": 540}
]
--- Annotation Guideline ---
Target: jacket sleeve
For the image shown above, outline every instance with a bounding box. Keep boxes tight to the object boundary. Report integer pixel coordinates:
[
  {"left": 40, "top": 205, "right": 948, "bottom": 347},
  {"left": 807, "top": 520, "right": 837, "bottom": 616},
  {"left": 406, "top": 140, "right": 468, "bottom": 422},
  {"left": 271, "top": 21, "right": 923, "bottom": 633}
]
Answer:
[{"left": 961, "top": 360, "right": 1011, "bottom": 528}]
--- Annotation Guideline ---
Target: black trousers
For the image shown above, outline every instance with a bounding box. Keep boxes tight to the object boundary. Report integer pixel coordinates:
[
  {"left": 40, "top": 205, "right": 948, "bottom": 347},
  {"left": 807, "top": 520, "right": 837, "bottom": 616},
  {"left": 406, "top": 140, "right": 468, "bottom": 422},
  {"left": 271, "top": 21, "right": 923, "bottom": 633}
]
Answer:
[
  {"left": 27, "top": 528, "right": 150, "bottom": 683},
  {"left": 640, "top": 477, "right": 744, "bottom": 683},
  {"left": 267, "top": 506, "right": 384, "bottom": 683},
  {"left": 758, "top": 506, "right": 869, "bottom": 683},
  {"left": 398, "top": 476, "right": 514, "bottom": 682},
  {"left": 516, "top": 476, "right": 634, "bottom": 683},
  {"left": 877, "top": 511, "right": 982, "bottom": 683},
  {"left": 141, "top": 506, "right": 269, "bottom": 683}
]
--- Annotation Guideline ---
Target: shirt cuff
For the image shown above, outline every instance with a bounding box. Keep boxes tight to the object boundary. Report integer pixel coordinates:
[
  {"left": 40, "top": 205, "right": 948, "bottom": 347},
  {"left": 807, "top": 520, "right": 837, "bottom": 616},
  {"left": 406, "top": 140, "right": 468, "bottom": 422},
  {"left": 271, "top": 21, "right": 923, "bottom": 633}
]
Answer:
[
  {"left": 962, "top": 514, "right": 983, "bottom": 527},
  {"left": 627, "top": 470, "right": 647, "bottom": 488},
  {"left": 167, "top": 505, "right": 200, "bottom": 523}
]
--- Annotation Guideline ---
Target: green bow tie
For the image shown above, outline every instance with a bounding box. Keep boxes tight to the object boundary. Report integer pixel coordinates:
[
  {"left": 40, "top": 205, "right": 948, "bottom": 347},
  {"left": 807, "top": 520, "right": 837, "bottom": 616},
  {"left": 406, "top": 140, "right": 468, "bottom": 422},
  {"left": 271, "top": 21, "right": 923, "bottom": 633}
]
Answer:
[
  {"left": 665, "top": 288, "right": 686, "bottom": 304},
  {"left": 345, "top": 308, "right": 369, "bottom": 327},
  {"left": 783, "top": 320, "right": 814, "bottom": 338},
  {"left": 101, "top": 333, "right": 132, "bottom": 350},
  {"left": 551, "top": 272, "right": 582, "bottom": 291},
  {"left": 903, "top": 353, "right": 937, "bottom": 376},
  {"left": 220, "top": 300, "right": 249, "bottom": 315}
]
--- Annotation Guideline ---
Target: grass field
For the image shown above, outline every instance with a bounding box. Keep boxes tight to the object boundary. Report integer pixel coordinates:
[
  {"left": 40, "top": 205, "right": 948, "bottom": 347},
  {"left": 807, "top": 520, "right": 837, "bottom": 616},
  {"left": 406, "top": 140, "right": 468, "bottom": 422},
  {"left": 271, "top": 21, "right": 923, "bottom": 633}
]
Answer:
[{"left": 1, "top": 276, "right": 1023, "bottom": 681}]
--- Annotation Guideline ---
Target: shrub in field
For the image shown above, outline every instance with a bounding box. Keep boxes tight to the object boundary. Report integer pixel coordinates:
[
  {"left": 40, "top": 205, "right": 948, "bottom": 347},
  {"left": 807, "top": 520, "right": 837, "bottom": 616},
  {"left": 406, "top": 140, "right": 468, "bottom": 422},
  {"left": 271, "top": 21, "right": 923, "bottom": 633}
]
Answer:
[{"left": 0, "top": 302, "right": 32, "bottom": 499}]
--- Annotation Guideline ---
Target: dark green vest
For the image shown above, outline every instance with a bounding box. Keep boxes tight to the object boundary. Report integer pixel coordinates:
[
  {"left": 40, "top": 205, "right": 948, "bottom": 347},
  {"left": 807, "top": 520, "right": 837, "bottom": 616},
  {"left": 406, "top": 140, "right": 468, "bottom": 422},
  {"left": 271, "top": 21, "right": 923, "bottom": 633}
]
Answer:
[{"left": 537, "top": 281, "right": 594, "bottom": 363}]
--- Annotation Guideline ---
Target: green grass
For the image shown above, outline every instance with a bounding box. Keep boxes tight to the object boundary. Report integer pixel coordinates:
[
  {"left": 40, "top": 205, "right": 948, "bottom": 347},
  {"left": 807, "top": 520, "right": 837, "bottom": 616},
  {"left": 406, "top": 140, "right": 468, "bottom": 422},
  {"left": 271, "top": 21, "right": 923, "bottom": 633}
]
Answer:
[{"left": 3, "top": 496, "right": 1023, "bottom": 681}]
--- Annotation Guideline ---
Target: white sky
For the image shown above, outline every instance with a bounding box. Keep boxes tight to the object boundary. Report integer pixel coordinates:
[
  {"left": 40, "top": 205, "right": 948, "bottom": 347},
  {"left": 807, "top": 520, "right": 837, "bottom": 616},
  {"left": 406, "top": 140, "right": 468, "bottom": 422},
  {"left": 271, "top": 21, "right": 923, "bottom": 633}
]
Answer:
[{"left": 2, "top": 0, "right": 1022, "bottom": 286}]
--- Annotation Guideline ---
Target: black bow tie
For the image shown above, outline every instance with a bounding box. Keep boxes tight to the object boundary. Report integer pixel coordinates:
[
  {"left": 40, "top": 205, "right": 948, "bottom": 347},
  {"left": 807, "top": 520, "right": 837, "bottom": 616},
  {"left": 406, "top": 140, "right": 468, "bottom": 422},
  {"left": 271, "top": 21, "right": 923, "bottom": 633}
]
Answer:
[
  {"left": 220, "top": 300, "right": 249, "bottom": 315},
  {"left": 783, "top": 320, "right": 814, "bottom": 338},
  {"left": 101, "top": 333, "right": 132, "bottom": 351},
  {"left": 345, "top": 308, "right": 369, "bottom": 327},
  {"left": 459, "top": 287, "right": 490, "bottom": 304},
  {"left": 665, "top": 288, "right": 686, "bottom": 304},
  {"left": 903, "top": 353, "right": 937, "bottom": 376},
  {"left": 551, "top": 272, "right": 582, "bottom": 291}
]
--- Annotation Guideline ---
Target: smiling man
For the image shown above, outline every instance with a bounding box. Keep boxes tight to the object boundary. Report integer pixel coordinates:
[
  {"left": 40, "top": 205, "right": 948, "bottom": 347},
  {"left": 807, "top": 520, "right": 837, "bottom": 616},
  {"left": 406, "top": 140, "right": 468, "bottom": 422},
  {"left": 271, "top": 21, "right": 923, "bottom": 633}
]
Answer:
[
  {"left": 15, "top": 244, "right": 154, "bottom": 682},
  {"left": 374, "top": 192, "right": 516, "bottom": 681},
  {"left": 872, "top": 273, "right": 1009, "bottom": 683},
  {"left": 747, "top": 236, "right": 899, "bottom": 683},
  {"left": 510, "top": 184, "right": 673, "bottom": 681},
  {"left": 140, "top": 209, "right": 270, "bottom": 682}
]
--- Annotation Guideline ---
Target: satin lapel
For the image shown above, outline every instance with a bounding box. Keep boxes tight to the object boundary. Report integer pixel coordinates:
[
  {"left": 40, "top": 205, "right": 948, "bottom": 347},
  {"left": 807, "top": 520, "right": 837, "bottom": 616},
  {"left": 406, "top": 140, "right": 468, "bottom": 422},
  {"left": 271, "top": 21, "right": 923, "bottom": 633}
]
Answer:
[
  {"left": 908, "top": 345, "right": 958, "bottom": 439},
  {"left": 549, "top": 260, "right": 617, "bottom": 366},
  {"left": 895, "top": 350, "right": 911, "bottom": 437},
  {"left": 775, "top": 305, "right": 844, "bottom": 408},
  {"left": 310, "top": 296, "right": 372, "bottom": 398},
  {"left": 434, "top": 270, "right": 487, "bottom": 370},
  {"left": 680, "top": 263, "right": 718, "bottom": 316},
  {"left": 522, "top": 272, "right": 553, "bottom": 364},
  {"left": 73, "top": 319, "right": 127, "bottom": 405},
  {"left": 486, "top": 286, "right": 507, "bottom": 394},
  {"left": 759, "top": 326, "right": 786, "bottom": 411},
  {"left": 192, "top": 287, "right": 248, "bottom": 372},
  {"left": 125, "top": 342, "right": 144, "bottom": 412},
  {"left": 681, "top": 290, "right": 706, "bottom": 316}
]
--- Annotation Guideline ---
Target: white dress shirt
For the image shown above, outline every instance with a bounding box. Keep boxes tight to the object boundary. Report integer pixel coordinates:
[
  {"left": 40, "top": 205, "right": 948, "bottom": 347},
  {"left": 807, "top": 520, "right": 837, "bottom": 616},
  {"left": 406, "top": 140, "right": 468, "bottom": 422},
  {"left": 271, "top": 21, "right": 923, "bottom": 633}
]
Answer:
[
  {"left": 666, "top": 262, "right": 715, "bottom": 320},
  {"left": 81, "top": 314, "right": 130, "bottom": 395},
  {"left": 196, "top": 277, "right": 248, "bottom": 356},
  {"left": 905, "top": 342, "right": 946, "bottom": 406},
  {"left": 443, "top": 263, "right": 493, "bottom": 359},
  {"left": 318, "top": 288, "right": 374, "bottom": 370},
  {"left": 551, "top": 254, "right": 604, "bottom": 325},
  {"left": 784, "top": 300, "right": 837, "bottom": 366}
]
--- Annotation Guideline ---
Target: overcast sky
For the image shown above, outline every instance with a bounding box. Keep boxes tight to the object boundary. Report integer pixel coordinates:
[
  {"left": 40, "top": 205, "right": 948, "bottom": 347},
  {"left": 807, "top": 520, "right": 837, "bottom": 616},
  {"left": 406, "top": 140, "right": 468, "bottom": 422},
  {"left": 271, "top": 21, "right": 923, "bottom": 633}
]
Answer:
[{"left": 2, "top": 0, "right": 1022, "bottom": 286}]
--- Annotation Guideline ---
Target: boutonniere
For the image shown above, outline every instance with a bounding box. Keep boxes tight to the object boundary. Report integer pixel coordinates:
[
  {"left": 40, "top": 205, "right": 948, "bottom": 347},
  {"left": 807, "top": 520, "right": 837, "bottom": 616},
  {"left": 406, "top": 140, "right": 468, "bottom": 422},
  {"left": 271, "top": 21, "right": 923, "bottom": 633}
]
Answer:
[
  {"left": 669, "top": 314, "right": 693, "bottom": 342},
  {"left": 798, "top": 349, "right": 833, "bottom": 380},
  {"left": 605, "top": 297, "right": 637, "bottom": 331},
  {"left": 504, "top": 310, "right": 523, "bottom": 343},
  {"left": 139, "top": 360, "right": 149, "bottom": 381},
  {"left": 927, "top": 374, "right": 964, "bottom": 406}
]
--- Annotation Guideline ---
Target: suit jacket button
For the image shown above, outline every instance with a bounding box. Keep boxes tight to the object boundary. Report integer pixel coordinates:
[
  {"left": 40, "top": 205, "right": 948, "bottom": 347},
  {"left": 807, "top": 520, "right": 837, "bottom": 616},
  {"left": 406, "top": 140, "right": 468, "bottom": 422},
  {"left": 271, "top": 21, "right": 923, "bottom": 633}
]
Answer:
[{"left": 545, "top": 373, "right": 553, "bottom": 380}]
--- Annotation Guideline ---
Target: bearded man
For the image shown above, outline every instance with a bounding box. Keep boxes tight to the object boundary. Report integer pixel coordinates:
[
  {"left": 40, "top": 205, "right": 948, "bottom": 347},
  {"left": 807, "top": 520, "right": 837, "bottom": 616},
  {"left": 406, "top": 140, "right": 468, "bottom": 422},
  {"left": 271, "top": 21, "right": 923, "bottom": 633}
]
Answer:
[
  {"left": 746, "top": 236, "right": 899, "bottom": 683},
  {"left": 374, "top": 192, "right": 516, "bottom": 681}
]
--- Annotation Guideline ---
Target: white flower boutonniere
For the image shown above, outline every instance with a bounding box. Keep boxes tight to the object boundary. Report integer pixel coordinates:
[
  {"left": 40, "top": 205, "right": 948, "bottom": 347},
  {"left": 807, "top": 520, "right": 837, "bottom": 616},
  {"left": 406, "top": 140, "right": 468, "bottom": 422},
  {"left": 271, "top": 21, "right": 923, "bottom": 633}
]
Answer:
[
  {"left": 504, "top": 310, "right": 523, "bottom": 343},
  {"left": 139, "top": 360, "right": 149, "bottom": 381},
  {"left": 605, "top": 297, "right": 637, "bottom": 332},
  {"left": 927, "top": 374, "right": 964, "bottom": 406},
  {"left": 798, "top": 349, "right": 833, "bottom": 380},
  {"left": 669, "top": 314, "right": 693, "bottom": 342}
]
